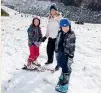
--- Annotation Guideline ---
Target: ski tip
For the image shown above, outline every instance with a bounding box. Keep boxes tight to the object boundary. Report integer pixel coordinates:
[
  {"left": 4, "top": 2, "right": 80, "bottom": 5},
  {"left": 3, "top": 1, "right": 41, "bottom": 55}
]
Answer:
[
  {"left": 22, "top": 64, "right": 27, "bottom": 69},
  {"left": 22, "top": 66, "right": 27, "bottom": 69}
]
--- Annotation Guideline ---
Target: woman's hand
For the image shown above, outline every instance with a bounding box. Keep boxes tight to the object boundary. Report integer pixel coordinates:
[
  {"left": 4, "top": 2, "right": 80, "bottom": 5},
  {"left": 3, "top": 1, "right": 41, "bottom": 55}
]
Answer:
[{"left": 41, "top": 37, "right": 47, "bottom": 42}]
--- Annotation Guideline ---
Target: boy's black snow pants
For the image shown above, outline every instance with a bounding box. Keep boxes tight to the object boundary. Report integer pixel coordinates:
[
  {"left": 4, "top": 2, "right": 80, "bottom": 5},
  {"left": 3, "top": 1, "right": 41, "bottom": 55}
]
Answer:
[{"left": 47, "top": 37, "right": 56, "bottom": 63}]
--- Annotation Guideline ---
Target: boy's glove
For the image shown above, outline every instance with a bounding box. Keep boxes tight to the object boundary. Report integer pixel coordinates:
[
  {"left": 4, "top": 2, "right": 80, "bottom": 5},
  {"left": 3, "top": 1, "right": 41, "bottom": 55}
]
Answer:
[
  {"left": 41, "top": 37, "right": 47, "bottom": 42},
  {"left": 69, "top": 54, "right": 74, "bottom": 58},
  {"left": 64, "top": 53, "right": 74, "bottom": 65},
  {"left": 34, "top": 42, "right": 41, "bottom": 47},
  {"left": 68, "top": 57, "right": 73, "bottom": 67},
  {"left": 68, "top": 54, "right": 74, "bottom": 66}
]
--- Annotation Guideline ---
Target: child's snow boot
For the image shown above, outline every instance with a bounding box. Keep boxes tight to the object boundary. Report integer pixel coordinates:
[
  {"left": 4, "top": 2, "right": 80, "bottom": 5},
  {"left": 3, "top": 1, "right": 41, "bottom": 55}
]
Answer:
[
  {"left": 55, "top": 84, "right": 68, "bottom": 93},
  {"left": 55, "top": 73, "right": 64, "bottom": 89},
  {"left": 55, "top": 73, "right": 70, "bottom": 93},
  {"left": 55, "top": 65, "right": 60, "bottom": 71},
  {"left": 26, "top": 59, "right": 33, "bottom": 69},
  {"left": 32, "top": 60, "right": 41, "bottom": 67},
  {"left": 57, "top": 73, "right": 64, "bottom": 85},
  {"left": 22, "top": 59, "right": 33, "bottom": 69}
]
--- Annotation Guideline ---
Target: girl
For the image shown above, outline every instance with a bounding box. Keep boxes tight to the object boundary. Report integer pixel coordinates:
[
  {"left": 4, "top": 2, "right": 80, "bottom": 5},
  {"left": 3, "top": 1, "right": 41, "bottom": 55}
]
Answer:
[
  {"left": 55, "top": 18, "right": 76, "bottom": 93},
  {"left": 26, "top": 17, "right": 42, "bottom": 68},
  {"left": 42, "top": 5, "right": 63, "bottom": 69}
]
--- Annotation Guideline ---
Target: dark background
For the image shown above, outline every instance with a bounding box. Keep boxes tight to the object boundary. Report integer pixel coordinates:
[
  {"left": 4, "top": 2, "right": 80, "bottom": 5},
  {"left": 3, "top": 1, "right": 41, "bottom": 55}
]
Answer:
[{"left": 2, "top": 0, "right": 101, "bottom": 23}]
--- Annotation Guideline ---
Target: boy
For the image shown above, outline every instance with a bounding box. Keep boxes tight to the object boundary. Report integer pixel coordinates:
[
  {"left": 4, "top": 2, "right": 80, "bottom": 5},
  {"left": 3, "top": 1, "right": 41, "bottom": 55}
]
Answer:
[{"left": 55, "top": 18, "right": 76, "bottom": 93}]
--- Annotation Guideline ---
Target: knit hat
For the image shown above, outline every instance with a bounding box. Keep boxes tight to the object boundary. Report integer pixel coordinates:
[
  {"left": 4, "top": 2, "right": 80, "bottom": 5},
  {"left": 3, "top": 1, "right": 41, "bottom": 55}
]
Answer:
[
  {"left": 60, "top": 18, "right": 71, "bottom": 27},
  {"left": 50, "top": 5, "right": 57, "bottom": 11}
]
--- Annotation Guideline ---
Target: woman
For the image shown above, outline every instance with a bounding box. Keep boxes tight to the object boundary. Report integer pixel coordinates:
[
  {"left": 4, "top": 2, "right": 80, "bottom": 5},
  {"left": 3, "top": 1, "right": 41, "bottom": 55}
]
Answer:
[{"left": 42, "top": 5, "right": 63, "bottom": 69}]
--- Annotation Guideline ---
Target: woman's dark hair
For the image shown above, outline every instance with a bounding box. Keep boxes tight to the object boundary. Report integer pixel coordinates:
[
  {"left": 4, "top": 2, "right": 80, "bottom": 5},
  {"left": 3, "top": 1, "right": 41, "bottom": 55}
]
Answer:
[{"left": 32, "top": 17, "right": 40, "bottom": 27}]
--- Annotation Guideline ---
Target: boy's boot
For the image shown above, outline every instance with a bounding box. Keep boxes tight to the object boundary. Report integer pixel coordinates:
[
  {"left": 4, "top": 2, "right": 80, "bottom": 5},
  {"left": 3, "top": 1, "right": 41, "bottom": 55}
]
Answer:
[
  {"left": 55, "top": 65, "right": 60, "bottom": 71},
  {"left": 55, "top": 73, "right": 70, "bottom": 93}
]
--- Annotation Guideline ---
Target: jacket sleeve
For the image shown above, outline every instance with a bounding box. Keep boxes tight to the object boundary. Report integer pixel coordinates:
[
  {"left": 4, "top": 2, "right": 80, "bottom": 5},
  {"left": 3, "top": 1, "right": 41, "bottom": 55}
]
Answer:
[
  {"left": 38, "top": 28, "right": 43, "bottom": 42},
  {"left": 45, "top": 24, "right": 49, "bottom": 38},
  {"left": 27, "top": 27, "right": 34, "bottom": 46},
  {"left": 69, "top": 33, "right": 76, "bottom": 57},
  {"left": 55, "top": 31, "right": 61, "bottom": 52}
]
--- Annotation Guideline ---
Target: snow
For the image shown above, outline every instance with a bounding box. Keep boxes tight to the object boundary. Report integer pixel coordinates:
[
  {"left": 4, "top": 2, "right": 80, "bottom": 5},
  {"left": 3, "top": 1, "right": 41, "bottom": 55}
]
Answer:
[{"left": 1, "top": 6, "right": 101, "bottom": 93}]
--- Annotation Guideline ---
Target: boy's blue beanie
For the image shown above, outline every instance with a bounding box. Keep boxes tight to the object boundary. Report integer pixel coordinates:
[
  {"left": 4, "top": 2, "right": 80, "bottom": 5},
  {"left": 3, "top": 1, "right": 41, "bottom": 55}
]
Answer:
[{"left": 60, "top": 18, "right": 71, "bottom": 27}]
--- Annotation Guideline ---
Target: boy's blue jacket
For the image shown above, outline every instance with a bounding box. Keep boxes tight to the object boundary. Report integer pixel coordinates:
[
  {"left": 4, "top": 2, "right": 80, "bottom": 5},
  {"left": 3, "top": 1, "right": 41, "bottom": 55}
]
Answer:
[
  {"left": 55, "top": 30, "right": 76, "bottom": 58},
  {"left": 27, "top": 25, "right": 42, "bottom": 46}
]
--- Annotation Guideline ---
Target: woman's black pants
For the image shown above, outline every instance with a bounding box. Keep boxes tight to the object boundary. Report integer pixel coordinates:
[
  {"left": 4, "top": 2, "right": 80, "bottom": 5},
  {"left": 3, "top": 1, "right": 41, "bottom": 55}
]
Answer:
[{"left": 47, "top": 37, "right": 56, "bottom": 63}]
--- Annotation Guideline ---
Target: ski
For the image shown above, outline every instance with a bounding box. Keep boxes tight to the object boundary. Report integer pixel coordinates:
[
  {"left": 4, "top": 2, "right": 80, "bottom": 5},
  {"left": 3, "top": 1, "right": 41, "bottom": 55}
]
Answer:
[
  {"left": 22, "top": 65, "right": 40, "bottom": 72},
  {"left": 22, "top": 65, "right": 55, "bottom": 73}
]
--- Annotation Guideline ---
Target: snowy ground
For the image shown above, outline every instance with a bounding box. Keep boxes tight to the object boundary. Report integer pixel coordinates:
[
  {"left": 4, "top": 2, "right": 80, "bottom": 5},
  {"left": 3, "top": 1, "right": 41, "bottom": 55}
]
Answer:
[{"left": 1, "top": 6, "right": 101, "bottom": 93}]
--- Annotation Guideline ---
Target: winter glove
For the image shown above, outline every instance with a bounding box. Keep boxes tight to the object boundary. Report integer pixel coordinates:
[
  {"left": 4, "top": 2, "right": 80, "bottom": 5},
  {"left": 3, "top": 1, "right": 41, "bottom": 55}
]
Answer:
[
  {"left": 34, "top": 42, "right": 41, "bottom": 47},
  {"left": 68, "top": 54, "right": 74, "bottom": 65},
  {"left": 64, "top": 53, "right": 74, "bottom": 66},
  {"left": 68, "top": 57, "right": 73, "bottom": 65},
  {"left": 68, "top": 57, "right": 73, "bottom": 74},
  {"left": 41, "top": 37, "right": 47, "bottom": 42},
  {"left": 69, "top": 54, "right": 74, "bottom": 58}
]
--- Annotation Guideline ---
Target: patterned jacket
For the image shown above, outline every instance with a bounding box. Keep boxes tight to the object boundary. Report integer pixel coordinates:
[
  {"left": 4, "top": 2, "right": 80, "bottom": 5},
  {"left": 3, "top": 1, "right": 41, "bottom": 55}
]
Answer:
[
  {"left": 27, "top": 25, "right": 42, "bottom": 46},
  {"left": 55, "top": 30, "right": 76, "bottom": 58}
]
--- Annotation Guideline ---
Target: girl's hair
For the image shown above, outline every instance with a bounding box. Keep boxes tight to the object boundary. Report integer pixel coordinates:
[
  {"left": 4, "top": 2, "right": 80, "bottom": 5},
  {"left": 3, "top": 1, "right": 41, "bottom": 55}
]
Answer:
[{"left": 31, "top": 17, "right": 40, "bottom": 27}]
